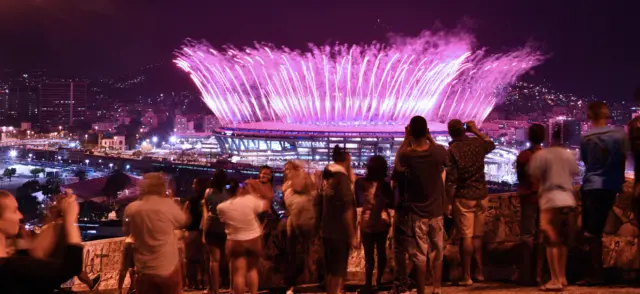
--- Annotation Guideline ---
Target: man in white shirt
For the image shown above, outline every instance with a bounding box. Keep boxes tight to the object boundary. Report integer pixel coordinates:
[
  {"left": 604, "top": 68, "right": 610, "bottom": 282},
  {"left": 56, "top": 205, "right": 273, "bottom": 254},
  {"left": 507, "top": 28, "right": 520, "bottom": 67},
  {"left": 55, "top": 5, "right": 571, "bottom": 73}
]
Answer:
[
  {"left": 124, "top": 173, "right": 190, "bottom": 294},
  {"left": 529, "top": 129, "right": 579, "bottom": 291}
]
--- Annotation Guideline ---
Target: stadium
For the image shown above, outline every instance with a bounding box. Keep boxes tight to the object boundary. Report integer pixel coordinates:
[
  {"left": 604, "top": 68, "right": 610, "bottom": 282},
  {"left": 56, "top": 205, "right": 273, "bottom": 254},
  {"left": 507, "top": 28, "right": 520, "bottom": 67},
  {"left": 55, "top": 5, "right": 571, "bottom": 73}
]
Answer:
[{"left": 175, "top": 31, "right": 540, "bottom": 180}]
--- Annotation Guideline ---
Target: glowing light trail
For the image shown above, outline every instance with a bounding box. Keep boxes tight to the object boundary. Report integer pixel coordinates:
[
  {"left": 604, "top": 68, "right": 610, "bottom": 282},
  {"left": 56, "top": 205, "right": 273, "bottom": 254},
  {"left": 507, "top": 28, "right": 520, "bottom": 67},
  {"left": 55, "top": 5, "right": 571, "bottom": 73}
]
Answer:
[{"left": 175, "top": 31, "right": 542, "bottom": 126}]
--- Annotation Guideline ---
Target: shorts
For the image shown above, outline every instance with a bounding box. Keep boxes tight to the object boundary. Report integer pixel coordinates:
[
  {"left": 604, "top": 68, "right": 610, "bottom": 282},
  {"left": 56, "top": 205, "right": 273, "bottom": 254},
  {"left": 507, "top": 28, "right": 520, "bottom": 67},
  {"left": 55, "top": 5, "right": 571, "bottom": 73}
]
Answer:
[
  {"left": 226, "top": 236, "right": 262, "bottom": 259},
  {"left": 121, "top": 242, "right": 135, "bottom": 270},
  {"left": 136, "top": 264, "right": 182, "bottom": 294},
  {"left": 323, "top": 237, "right": 350, "bottom": 278},
  {"left": 519, "top": 193, "right": 540, "bottom": 240},
  {"left": 453, "top": 197, "right": 489, "bottom": 238},
  {"left": 581, "top": 189, "right": 616, "bottom": 237},
  {"left": 540, "top": 207, "right": 576, "bottom": 246},
  {"left": 205, "top": 231, "right": 227, "bottom": 249},
  {"left": 408, "top": 215, "right": 444, "bottom": 265}
]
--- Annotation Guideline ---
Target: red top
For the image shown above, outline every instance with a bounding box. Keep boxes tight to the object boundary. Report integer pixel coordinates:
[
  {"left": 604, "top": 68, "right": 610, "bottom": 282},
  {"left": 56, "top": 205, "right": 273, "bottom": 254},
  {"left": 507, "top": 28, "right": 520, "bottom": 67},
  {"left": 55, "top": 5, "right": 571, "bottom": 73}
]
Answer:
[{"left": 516, "top": 146, "right": 542, "bottom": 203}]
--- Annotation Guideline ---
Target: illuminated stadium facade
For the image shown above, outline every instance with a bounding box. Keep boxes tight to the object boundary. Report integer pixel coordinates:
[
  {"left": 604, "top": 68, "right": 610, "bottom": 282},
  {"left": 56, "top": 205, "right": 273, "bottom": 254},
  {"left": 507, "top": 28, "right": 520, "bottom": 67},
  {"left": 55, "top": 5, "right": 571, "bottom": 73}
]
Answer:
[{"left": 176, "top": 31, "right": 540, "bottom": 180}]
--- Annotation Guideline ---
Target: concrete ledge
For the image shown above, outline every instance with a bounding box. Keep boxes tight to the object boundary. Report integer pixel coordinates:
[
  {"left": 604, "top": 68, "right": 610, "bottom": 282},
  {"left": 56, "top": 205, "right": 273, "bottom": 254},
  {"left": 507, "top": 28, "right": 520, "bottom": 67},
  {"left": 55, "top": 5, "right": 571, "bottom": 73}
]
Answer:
[{"left": 70, "top": 181, "right": 640, "bottom": 291}]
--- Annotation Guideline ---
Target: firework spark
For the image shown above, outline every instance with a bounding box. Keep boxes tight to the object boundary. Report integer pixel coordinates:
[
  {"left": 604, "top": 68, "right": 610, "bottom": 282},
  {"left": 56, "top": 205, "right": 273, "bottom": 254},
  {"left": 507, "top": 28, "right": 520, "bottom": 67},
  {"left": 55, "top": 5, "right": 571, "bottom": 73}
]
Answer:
[{"left": 175, "top": 31, "right": 542, "bottom": 126}]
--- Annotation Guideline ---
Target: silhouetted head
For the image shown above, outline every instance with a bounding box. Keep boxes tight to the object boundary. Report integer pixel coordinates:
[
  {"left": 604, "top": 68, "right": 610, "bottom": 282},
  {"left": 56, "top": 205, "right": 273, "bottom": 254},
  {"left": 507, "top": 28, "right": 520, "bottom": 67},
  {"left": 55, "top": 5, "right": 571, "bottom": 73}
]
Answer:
[
  {"left": 587, "top": 101, "right": 610, "bottom": 124},
  {"left": 211, "top": 169, "right": 227, "bottom": 192},
  {"left": 365, "top": 155, "right": 388, "bottom": 182},
  {"left": 332, "top": 145, "right": 350, "bottom": 164},
  {"left": 192, "top": 177, "right": 210, "bottom": 199},
  {"left": 447, "top": 119, "right": 466, "bottom": 138},
  {"left": 225, "top": 178, "right": 241, "bottom": 197},
  {"left": 409, "top": 116, "right": 428, "bottom": 140},
  {"left": 528, "top": 123, "right": 545, "bottom": 146}
]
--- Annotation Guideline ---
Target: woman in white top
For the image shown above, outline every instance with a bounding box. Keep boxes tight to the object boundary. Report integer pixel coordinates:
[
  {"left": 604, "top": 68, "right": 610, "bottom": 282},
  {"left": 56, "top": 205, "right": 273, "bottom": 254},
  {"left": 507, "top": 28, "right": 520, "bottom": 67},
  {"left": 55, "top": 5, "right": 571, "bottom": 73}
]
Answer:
[{"left": 217, "top": 179, "right": 270, "bottom": 294}]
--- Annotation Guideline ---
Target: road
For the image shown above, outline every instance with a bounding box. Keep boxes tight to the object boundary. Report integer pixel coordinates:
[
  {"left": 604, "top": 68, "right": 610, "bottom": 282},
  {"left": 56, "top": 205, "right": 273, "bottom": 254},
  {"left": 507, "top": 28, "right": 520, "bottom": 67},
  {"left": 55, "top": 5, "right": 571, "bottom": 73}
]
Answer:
[{"left": 83, "top": 283, "right": 640, "bottom": 293}]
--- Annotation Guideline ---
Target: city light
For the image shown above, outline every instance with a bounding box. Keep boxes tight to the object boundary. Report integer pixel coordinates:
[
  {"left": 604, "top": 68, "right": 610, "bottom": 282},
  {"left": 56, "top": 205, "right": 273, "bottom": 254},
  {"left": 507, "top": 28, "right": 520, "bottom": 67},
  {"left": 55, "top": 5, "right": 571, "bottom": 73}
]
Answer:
[
  {"left": 8, "top": 150, "right": 17, "bottom": 158},
  {"left": 176, "top": 31, "right": 542, "bottom": 126},
  {"left": 169, "top": 136, "right": 177, "bottom": 143},
  {"left": 152, "top": 136, "right": 158, "bottom": 143}
]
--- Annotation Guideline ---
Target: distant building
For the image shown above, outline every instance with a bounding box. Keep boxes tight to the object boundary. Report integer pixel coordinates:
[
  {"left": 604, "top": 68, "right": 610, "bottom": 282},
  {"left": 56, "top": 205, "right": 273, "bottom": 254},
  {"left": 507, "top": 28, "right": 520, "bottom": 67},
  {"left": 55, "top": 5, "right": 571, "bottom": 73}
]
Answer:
[
  {"left": 92, "top": 122, "right": 117, "bottom": 132},
  {"left": 5, "top": 82, "right": 39, "bottom": 125},
  {"left": 39, "top": 81, "right": 87, "bottom": 129},
  {"left": 100, "top": 135, "right": 126, "bottom": 151},
  {"left": 20, "top": 122, "right": 32, "bottom": 130},
  {"left": 175, "top": 115, "right": 194, "bottom": 133},
  {"left": 203, "top": 115, "right": 219, "bottom": 133},
  {"left": 548, "top": 117, "right": 581, "bottom": 147}
]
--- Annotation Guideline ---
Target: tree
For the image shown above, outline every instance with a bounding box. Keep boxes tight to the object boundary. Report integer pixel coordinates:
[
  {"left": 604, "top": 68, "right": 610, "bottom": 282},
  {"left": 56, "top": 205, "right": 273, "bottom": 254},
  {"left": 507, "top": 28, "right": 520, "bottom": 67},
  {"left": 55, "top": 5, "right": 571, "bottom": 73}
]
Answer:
[
  {"left": 41, "top": 177, "right": 61, "bottom": 199},
  {"left": 3, "top": 168, "right": 16, "bottom": 181},
  {"left": 15, "top": 180, "right": 42, "bottom": 222},
  {"left": 101, "top": 169, "right": 131, "bottom": 202},
  {"left": 30, "top": 168, "right": 45, "bottom": 179}
]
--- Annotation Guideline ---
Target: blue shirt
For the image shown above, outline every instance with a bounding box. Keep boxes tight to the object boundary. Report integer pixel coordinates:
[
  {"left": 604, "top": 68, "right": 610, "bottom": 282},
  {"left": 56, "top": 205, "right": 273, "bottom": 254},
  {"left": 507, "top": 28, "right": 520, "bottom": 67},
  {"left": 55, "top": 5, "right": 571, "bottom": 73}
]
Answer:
[{"left": 580, "top": 126, "right": 628, "bottom": 191}]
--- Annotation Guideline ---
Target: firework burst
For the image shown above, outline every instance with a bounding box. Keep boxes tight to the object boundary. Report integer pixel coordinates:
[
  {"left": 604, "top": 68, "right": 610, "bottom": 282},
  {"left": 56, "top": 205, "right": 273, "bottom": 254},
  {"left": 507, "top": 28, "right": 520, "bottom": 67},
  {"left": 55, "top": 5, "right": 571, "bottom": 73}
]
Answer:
[{"left": 175, "top": 31, "right": 542, "bottom": 126}]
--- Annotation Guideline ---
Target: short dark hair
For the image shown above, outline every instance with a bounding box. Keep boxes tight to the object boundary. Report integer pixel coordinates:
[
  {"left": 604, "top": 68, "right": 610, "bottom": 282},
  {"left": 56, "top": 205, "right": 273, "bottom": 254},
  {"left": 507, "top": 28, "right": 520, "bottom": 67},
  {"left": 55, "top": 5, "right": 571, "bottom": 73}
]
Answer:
[
  {"left": 587, "top": 101, "right": 610, "bottom": 121},
  {"left": 211, "top": 169, "right": 228, "bottom": 192},
  {"left": 528, "top": 123, "right": 545, "bottom": 145},
  {"left": 365, "top": 155, "right": 388, "bottom": 182},
  {"left": 225, "top": 178, "right": 240, "bottom": 196},
  {"left": 409, "top": 116, "right": 428, "bottom": 139},
  {"left": 332, "top": 145, "right": 349, "bottom": 162},
  {"left": 447, "top": 119, "right": 465, "bottom": 138}
]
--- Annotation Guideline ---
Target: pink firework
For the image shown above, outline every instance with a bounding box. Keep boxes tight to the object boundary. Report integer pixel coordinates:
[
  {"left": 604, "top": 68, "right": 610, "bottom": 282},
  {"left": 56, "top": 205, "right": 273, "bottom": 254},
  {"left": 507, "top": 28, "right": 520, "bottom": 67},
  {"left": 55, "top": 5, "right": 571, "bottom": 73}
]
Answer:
[{"left": 175, "top": 31, "right": 542, "bottom": 126}]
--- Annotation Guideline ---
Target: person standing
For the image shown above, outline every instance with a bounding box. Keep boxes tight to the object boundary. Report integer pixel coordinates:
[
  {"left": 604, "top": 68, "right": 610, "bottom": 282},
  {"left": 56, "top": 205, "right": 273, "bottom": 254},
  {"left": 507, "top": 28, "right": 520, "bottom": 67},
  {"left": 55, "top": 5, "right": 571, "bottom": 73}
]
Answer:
[
  {"left": 529, "top": 128, "right": 579, "bottom": 291},
  {"left": 184, "top": 177, "right": 209, "bottom": 290},
  {"left": 0, "top": 190, "right": 84, "bottom": 294},
  {"left": 446, "top": 119, "right": 495, "bottom": 286},
  {"left": 355, "top": 155, "right": 394, "bottom": 292},
  {"left": 578, "top": 101, "right": 627, "bottom": 285},
  {"left": 217, "top": 179, "right": 271, "bottom": 294},
  {"left": 202, "top": 170, "right": 230, "bottom": 294},
  {"left": 124, "top": 173, "right": 191, "bottom": 294},
  {"left": 316, "top": 145, "right": 358, "bottom": 294},
  {"left": 393, "top": 116, "right": 449, "bottom": 294},
  {"left": 282, "top": 160, "right": 317, "bottom": 294},
  {"left": 515, "top": 123, "right": 546, "bottom": 285}
]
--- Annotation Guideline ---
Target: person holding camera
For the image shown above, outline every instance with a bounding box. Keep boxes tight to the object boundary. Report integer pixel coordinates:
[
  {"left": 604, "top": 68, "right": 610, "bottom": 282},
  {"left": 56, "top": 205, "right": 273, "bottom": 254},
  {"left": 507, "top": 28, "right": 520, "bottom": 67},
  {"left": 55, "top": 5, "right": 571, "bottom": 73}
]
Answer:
[
  {"left": 0, "top": 190, "right": 84, "bottom": 294},
  {"left": 392, "top": 116, "right": 449, "bottom": 294},
  {"left": 446, "top": 119, "right": 495, "bottom": 286}
]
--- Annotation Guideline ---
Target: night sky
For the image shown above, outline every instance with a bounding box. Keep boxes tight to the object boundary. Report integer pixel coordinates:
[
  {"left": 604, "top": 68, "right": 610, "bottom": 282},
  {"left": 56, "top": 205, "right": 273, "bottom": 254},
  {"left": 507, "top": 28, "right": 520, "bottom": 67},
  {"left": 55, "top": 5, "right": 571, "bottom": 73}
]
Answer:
[{"left": 0, "top": 0, "right": 638, "bottom": 101}]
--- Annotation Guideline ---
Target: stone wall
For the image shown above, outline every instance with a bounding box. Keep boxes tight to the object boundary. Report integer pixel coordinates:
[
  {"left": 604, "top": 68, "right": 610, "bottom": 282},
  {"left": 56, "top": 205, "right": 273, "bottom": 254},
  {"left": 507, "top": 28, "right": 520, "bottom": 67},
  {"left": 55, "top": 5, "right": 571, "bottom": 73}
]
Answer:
[{"left": 73, "top": 181, "right": 640, "bottom": 290}]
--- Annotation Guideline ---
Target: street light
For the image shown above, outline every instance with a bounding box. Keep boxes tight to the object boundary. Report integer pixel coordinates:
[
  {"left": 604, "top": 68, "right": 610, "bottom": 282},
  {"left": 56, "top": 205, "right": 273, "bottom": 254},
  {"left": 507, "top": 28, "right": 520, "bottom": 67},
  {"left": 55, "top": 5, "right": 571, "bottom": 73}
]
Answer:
[
  {"left": 109, "top": 163, "right": 113, "bottom": 170},
  {"left": 126, "top": 164, "right": 130, "bottom": 170},
  {"left": 85, "top": 159, "right": 89, "bottom": 166},
  {"left": 8, "top": 150, "right": 17, "bottom": 158},
  {"left": 152, "top": 136, "right": 158, "bottom": 143}
]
